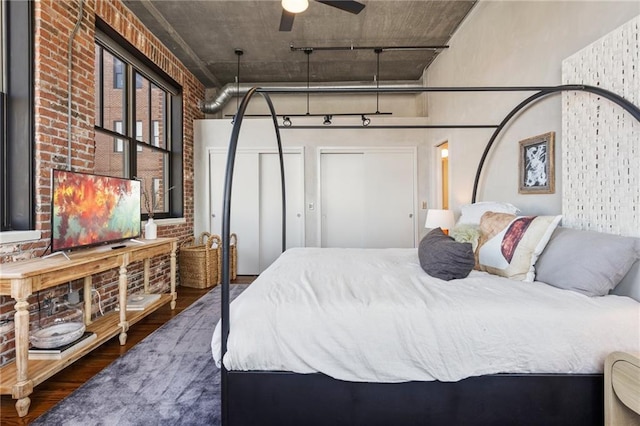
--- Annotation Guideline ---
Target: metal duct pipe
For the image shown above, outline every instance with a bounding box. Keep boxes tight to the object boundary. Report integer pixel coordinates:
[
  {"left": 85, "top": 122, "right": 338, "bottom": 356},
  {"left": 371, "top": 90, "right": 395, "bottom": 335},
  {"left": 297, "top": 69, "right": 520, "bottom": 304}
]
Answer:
[{"left": 199, "top": 80, "right": 423, "bottom": 114}]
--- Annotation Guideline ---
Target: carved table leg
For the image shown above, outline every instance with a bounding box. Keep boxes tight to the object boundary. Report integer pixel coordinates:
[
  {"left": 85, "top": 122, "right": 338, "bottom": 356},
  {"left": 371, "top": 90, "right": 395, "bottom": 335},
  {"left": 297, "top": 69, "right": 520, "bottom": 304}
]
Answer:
[
  {"left": 15, "top": 395, "right": 31, "bottom": 417},
  {"left": 170, "top": 242, "right": 177, "bottom": 309},
  {"left": 118, "top": 265, "right": 129, "bottom": 345},
  {"left": 143, "top": 258, "right": 150, "bottom": 294},
  {"left": 13, "top": 298, "right": 33, "bottom": 417},
  {"left": 83, "top": 276, "right": 92, "bottom": 325}
]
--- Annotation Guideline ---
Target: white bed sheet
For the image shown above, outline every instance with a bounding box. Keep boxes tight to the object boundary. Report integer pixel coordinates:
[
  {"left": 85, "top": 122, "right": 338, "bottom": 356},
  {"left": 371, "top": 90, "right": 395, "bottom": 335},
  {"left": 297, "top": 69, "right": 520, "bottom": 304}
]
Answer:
[{"left": 212, "top": 247, "right": 640, "bottom": 383}]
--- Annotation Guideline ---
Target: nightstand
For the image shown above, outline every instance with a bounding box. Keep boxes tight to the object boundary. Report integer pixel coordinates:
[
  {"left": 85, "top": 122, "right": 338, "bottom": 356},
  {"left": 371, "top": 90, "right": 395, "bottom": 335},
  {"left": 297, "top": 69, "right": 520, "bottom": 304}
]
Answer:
[{"left": 605, "top": 351, "right": 640, "bottom": 425}]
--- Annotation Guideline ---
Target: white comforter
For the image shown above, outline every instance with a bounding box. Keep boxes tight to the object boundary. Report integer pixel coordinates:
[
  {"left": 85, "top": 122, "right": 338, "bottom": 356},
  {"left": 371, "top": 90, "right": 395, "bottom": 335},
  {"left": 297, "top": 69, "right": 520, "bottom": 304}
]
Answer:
[{"left": 212, "top": 247, "right": 640, "bottom": 383}]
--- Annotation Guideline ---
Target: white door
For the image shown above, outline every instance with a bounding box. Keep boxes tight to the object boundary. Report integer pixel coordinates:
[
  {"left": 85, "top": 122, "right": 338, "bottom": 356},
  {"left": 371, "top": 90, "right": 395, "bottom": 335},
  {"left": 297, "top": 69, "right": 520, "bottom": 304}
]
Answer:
[
  {"left": 259, "top": 153, "right": 304, "bottom": 271},
  {"left": 320, "top": 149, "right": 415, "bottom": 248},
  {"left": 320, "top": 153, "right": 366, "bottom": 248},
  {"left": 210, "top": 150, "right": 304, "bottom": 275},
  {"left": 364, "top": 151, "right": 415, "bottom": 248},
  {"left": 210, "top": 152, "right": 260, "bottom": 274}
]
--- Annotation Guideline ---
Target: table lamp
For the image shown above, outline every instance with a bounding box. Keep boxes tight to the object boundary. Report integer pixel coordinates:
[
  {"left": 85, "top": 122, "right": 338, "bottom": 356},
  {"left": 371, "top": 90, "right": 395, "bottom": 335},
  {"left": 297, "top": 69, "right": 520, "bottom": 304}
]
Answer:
[{"left": 425, "top": 209, "right": 455, "bottom": 235}]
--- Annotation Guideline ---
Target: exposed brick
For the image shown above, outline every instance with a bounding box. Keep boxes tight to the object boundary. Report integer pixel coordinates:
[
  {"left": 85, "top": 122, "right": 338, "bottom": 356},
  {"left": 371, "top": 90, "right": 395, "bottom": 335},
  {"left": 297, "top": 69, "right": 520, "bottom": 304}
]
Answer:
[{"left": 0, "top": 0, "right": 204, "bottom": 367}]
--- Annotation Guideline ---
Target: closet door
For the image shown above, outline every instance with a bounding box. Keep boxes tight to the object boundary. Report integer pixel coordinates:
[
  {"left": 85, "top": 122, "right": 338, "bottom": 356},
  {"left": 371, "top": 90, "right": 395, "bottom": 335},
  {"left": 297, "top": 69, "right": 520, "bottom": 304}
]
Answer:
[
  {"left": 209, "top": 152, "right": 260, "bottom": 274},
  {"left": 259, "top": 152, "right": 304, "bottom": 271},
  {"left": 364, "top": 151, "right": 415, "bottom": 248},
  {"left": 320, "top": 153, "right": 366, "bottom": 248},
  {"left": 210, "top": 150, "right": 304, "bottom": 275},
  {"left": 320, "top": 149, "right": 415, "bottom": 248}
]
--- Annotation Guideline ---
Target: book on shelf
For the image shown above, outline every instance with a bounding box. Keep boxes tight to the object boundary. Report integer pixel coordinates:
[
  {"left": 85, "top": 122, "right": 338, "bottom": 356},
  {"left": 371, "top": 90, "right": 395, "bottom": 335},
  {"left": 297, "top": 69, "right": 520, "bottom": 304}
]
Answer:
[
  {"left": 28, "top": 332, "right": 97, "bottom": 360},
  {"left": 115, "top": 293, "right": 162, "bottom": 311}
]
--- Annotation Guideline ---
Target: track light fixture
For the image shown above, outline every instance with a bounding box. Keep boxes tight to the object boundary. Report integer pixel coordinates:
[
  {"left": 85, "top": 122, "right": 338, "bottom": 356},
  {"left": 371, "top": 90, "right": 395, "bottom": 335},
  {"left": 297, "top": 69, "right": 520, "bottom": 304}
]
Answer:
[
  {"left": 361, "top": 115, "right": 371, "bottom": 126},
  {"left": 283, "top": 116, "right": 292, "bottom": 127},
  {"left": 323, "top": 115, "right": 332, "bottom": 125}
]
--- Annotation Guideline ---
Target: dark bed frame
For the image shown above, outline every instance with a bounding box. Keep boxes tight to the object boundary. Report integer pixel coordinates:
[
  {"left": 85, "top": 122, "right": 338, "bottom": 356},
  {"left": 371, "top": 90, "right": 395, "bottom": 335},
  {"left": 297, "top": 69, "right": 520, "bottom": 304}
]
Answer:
[{"left": 218, "top": 85, "right": 640, "bottom": 426}]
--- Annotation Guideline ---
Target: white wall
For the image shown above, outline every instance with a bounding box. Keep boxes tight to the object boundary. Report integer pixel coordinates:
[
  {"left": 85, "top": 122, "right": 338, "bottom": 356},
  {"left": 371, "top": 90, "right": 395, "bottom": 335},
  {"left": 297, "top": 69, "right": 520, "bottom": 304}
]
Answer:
[
  {"left": 194, "top": 116, "right": 431, "bottom": 246},
  {"left": 423, "top": 1, "right": 639, "bottom": 217}
]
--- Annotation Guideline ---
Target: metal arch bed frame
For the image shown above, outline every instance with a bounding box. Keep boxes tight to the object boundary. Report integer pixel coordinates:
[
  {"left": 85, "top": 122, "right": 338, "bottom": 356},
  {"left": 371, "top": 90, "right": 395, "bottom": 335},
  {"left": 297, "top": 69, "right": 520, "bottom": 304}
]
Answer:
[{"left": 219, "top": 85, "right": 640, "bottom": 426}]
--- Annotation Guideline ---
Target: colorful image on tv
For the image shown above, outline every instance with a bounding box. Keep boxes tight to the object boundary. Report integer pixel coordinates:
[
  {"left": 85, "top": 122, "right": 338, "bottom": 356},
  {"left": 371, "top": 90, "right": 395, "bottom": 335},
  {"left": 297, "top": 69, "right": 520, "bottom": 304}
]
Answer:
[{"left": 52, "top": 169, "right": 141, "bottom": 252}]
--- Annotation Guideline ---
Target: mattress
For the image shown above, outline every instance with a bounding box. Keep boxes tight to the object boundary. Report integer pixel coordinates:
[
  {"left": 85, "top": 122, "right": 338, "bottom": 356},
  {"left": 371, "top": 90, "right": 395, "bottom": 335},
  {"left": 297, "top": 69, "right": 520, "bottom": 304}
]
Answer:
[{"left": 212, "top": 247, "right": 640, "bottom": 383}]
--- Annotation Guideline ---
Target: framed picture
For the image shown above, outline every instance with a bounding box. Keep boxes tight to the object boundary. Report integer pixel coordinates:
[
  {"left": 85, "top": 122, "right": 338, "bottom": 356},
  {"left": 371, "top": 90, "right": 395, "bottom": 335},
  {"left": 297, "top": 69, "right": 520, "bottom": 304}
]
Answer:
[{"left": 518, "top": 131, "right": 555, "bottom": 194}]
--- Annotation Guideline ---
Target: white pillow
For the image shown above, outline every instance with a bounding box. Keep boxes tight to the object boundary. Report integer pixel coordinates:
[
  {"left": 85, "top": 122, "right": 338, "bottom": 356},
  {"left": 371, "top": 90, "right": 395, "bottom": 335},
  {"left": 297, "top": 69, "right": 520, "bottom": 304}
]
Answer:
[
  {"left": 477, "top": 212, "right": 562, "bottom": 282},
  {"left": 458, "top": 201, "right": 520, "bottom": 225}
]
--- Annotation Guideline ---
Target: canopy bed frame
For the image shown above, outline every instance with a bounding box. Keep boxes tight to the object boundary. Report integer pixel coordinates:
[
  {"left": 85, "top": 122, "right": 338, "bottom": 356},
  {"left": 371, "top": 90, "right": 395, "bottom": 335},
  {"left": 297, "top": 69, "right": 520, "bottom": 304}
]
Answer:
[{"left": 217, "top": 84, "right": 640, "bottom": 426}]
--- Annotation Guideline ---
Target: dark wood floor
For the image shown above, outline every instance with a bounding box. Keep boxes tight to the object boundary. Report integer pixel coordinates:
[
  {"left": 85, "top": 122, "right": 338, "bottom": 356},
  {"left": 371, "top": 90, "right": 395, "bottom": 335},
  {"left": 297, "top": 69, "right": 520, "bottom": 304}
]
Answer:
[{"left": 1, "top": 278, "right": 254, "bottom": 425}]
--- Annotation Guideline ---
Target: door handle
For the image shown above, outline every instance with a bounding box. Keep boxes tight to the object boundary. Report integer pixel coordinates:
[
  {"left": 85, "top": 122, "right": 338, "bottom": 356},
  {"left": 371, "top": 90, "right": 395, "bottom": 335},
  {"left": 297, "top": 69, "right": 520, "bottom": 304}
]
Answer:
[{"left": 409, "top": 213, "right": 413, "bottom": 218}]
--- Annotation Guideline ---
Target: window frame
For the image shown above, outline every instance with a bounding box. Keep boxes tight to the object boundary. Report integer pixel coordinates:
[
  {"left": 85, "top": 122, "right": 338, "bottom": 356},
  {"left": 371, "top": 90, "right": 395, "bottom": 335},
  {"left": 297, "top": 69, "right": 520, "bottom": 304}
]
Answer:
[
  {"left": 94, "top": 22, "right": 183, "bottom": 220},
  {"left": 1, "top": 0, "right": 34, "bottom": 232}
]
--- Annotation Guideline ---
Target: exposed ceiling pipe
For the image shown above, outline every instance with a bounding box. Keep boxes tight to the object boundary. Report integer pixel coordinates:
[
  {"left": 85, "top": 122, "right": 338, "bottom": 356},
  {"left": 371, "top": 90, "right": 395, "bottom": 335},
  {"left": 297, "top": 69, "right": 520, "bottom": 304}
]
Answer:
[
  {"left": 199, "top": 80, "right": 424, "bottom": 114},
  {"left": 67, "top": 0, "right": 85, "bottom": 171}
]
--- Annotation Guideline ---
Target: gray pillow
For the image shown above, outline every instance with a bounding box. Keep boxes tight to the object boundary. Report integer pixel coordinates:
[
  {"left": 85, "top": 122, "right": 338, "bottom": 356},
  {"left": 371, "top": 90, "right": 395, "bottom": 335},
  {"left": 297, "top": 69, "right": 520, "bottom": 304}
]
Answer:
[
  {"left": 418, "top": 228, "right": 475, "bottom": 281},
  {"left": 535, "top": 227, "right": 640, "bottom": 296}
]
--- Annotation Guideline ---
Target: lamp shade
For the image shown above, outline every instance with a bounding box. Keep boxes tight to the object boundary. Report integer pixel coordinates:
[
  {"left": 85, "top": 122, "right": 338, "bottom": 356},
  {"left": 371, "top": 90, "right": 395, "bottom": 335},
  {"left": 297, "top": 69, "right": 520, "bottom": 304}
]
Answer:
[
  {"left": 282, "top": 0, "right": 309, "bottom": 13},
  {"left": 425, "top": 209, "right": 455, "bottom": 231}
]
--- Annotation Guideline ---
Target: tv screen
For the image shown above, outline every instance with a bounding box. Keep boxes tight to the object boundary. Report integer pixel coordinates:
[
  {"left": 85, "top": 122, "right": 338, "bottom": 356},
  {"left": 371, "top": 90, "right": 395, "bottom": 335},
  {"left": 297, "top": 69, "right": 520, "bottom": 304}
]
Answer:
[{"left": 51, "top": 169, "right": 141, "bottom": 252}]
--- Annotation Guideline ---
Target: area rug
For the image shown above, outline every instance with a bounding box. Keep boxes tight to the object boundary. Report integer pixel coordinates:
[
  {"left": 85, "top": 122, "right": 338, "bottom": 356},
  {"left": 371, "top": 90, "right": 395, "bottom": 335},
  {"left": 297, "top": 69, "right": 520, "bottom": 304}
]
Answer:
[{"left": 33, "top": 284, "right": 248, "bottom": 426}]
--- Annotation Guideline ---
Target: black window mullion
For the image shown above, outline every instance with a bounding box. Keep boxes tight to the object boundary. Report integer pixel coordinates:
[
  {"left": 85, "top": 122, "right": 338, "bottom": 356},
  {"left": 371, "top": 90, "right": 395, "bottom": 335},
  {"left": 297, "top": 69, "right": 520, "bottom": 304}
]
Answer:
[
  {"left": 147, "top": 80, "right": 151, "bottom": 146},
  {"left": 98, "top": 46, "right": 104, "bottom": 128},
  {"left": 2, "top": 0, "right": 33, "bottom": 231},
  {"left": 127, "top": 63, "right": 136, "bottom": 179}
]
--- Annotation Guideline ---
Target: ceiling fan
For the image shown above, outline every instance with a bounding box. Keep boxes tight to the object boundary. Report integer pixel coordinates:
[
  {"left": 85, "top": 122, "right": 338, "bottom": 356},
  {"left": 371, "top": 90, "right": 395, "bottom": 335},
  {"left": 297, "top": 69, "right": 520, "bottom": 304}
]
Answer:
[{"left": 279, "top": 0, "right": 366, "bottom": 32}]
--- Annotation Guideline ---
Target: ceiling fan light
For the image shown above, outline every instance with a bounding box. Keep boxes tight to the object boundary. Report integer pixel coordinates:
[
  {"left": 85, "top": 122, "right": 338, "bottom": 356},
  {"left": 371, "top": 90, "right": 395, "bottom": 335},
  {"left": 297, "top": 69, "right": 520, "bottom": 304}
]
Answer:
[{"left": 282, "top": 0, "right": 308, "bottom": 14}]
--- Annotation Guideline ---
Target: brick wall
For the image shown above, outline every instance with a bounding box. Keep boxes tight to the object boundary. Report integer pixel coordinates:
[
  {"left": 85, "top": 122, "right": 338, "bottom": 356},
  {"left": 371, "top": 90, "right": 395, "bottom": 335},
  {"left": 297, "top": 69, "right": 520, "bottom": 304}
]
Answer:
[{"left": 0, "top": 0, "right": 204, "bottom": 366}]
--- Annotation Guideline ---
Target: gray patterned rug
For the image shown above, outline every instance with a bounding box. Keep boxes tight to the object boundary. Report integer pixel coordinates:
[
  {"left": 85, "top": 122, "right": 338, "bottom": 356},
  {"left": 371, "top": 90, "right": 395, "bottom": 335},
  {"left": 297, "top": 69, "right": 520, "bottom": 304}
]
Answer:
[{"left": 33, "top": 284, "right": 248, "bottom": 426}]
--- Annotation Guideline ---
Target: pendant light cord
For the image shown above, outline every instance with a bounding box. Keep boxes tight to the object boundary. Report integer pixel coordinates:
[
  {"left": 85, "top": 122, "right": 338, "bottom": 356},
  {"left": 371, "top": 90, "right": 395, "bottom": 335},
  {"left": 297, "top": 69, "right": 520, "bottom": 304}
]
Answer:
[
  {"left": 375, "top": 48, "right": 381, "bottom": 114},
  {"left": 235, "top": 49, "right": 244, "bottom": 113},
  {"left": 305, "top": 49, "right": 312, "bottom": 115}
]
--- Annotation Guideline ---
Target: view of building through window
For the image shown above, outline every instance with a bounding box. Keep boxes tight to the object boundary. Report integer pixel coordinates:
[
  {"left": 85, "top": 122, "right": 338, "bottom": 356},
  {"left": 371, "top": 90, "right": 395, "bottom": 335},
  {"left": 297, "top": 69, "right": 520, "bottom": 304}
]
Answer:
[{"left": 94, "top": 36, "right": 175, "bottom": 217}]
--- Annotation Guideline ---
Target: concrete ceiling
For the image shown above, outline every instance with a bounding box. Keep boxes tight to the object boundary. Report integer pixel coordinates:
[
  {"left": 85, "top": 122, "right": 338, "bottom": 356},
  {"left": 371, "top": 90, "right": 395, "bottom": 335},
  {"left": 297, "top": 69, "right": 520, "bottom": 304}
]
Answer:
[{"left": 122, "top": 0, "right": 477, "bottom": 88}]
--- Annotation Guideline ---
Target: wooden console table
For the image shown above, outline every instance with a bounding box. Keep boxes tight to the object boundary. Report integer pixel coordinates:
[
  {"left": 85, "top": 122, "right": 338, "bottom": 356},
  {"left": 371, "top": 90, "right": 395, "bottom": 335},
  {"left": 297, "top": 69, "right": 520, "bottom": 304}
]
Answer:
[{"left": 0, "top": 238, "right": 177, "bottom": 417}]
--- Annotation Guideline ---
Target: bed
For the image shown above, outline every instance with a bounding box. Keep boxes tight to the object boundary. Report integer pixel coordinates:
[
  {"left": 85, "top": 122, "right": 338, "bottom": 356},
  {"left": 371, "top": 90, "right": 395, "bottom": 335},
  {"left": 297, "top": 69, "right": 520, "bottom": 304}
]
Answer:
[
  {"left": 212, "top": 85, "right": 640, "bottom": 425},
  {"left": 212, "top": 230, "right": 640, "bottom": 425}
]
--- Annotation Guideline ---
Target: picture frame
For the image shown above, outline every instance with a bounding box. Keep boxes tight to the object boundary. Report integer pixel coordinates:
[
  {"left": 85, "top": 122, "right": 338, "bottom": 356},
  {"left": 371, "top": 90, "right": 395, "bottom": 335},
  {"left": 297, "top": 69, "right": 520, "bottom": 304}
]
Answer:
[{"left": 518, "top": 131, "right": 555, "bottom": 194}]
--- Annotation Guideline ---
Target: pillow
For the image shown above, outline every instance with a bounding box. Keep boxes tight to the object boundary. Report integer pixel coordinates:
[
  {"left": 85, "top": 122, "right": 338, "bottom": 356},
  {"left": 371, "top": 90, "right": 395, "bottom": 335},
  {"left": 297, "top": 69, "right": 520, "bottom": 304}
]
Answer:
[
  {"left": 450, "top": 223, "right": 481, "bottom": 251},
  {"left": 418, "top": 228, "right": 475, "bottom": 281},
  {"left": 458, "top": 201, "right": 521, "bottom": 225},
  {"left": 476, "top": 212, "right": 562, "bottom": 281},
  {"left": 535, "top": 227, "right": 640, "bottom": 296}
]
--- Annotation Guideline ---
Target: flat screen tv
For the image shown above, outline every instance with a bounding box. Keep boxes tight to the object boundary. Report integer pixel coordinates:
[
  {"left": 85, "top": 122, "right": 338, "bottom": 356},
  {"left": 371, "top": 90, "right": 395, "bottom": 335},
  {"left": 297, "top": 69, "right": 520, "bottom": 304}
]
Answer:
[{"left": 51, "top": 169, "right": 141, "bottom": 252}]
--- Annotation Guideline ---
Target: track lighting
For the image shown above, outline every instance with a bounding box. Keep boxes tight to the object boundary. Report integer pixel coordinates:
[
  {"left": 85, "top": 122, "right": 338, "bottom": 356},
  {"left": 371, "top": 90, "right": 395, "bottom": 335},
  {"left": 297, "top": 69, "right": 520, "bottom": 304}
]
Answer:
[
  {"left": 361, "top": 115, "right": 371, "bottom": 126},
  {"left": 283, "top": 116, "right": 292, "bottom": 127},
  {"left": 323, "top": 115, "right": 332, "bottom": 125}
]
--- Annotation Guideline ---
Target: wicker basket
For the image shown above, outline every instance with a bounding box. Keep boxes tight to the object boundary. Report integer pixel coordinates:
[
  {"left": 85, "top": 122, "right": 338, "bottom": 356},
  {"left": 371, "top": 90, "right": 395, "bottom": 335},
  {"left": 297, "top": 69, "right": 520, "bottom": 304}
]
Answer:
[
  {"left": 179, "top": 232, "right": 221, "bottom": 288},
  {"left": 230, "top": 233, "right": 238, "bottom": 280},
  {"left": 217, "top": 233, "right": 238, "bottom": 281}
]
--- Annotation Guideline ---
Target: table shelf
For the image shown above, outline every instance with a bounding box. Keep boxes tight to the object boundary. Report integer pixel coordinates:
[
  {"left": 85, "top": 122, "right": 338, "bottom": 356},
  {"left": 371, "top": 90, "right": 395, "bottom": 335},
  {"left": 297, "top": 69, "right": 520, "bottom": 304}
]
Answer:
[
  {"left": 0, "top": 294, "right": 172, "bottom": 393},
  {"left": 0, "top": 238, "right": 178, "bottom": 417}
]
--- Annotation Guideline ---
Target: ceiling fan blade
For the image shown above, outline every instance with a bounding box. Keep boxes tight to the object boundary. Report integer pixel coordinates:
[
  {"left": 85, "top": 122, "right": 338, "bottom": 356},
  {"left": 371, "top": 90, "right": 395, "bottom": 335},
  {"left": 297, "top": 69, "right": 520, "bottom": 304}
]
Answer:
[
  {"left": 316, "top": 0, "right": 365, "bottom": 14},
  {"left": 279, "top": 9, "right": 295, "bottom": 31}
]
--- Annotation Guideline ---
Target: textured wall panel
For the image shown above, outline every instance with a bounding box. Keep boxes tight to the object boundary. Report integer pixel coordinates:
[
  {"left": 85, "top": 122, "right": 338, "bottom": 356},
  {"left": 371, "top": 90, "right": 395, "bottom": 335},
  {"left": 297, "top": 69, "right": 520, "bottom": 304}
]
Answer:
[{"left": 562, "top": 16, "right": 639, "bottom": 237}]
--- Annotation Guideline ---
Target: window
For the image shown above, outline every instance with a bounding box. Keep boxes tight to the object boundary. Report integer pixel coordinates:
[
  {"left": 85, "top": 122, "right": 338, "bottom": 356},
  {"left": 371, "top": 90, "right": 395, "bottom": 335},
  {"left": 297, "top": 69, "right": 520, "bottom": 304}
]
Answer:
[
  {"left": 94, "top": 23, "right": 183, "bottom": 219},
  {"left": 152, "top": 120, "right": 160, "bottom": 147},
  {"left": 113, "top": 58, "right": 143, "bottom": 90},
  {"left": 113, "top": 58, "right": 124, "bottom": 89},
  {"left": 113, "top": 121, "right": 142, "bottom": 152},
  {"left": 1, "top": 0, "right": 34, "bottom": 231}
]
